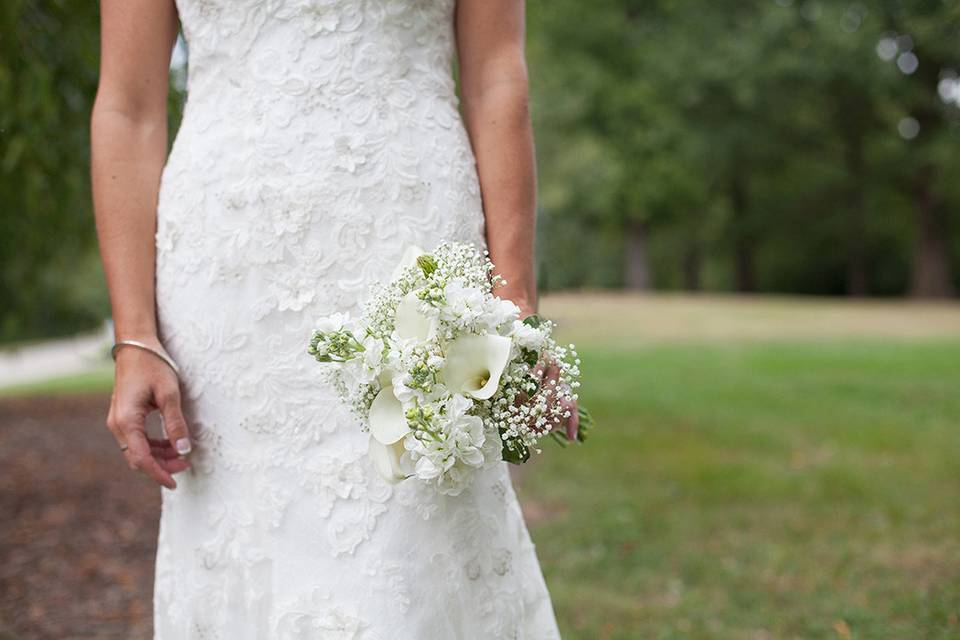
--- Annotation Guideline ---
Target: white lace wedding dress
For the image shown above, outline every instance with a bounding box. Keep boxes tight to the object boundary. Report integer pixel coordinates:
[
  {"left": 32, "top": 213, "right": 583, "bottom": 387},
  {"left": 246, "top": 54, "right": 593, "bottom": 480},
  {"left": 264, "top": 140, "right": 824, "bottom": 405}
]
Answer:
[{"left": 151, "top": 1, "right": 560, "bottom": 638}]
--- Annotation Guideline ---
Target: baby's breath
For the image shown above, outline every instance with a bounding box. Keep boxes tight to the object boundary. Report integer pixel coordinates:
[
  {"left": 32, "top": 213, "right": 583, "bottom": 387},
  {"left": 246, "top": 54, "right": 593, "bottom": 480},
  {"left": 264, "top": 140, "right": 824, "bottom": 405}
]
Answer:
[{"left": 307, "top": 242, "right": 589, "bottom": 495}]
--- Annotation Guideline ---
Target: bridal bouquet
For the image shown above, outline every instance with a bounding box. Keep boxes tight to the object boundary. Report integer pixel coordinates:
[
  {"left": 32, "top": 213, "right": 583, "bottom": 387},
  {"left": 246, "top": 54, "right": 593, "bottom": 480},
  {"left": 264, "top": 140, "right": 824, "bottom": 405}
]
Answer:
[{"left": 308, "top": 243, "right": 591, "bottom": 495}]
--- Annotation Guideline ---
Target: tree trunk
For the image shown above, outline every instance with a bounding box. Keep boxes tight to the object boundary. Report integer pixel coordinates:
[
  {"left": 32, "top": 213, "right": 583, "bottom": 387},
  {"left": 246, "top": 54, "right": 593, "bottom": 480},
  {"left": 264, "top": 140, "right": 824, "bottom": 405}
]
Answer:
[
  {"left": 683, "top": 234, "right": 701, "bottom": 291},
  {"left": 730, "top": 171, "right": 755, "bottom": 293},
  {"left": 624, "top": 220, "right": 651, "bottom": 290},
  {"left": 844, "top": 126, "right": 869, "bottom": 296},
  {"left": 846, "top": 217, "right": 868, "bottom": 296},
  {"left": 909, "top": 165, "right": 955, "bottom": 298},
  {"left": 876, "top": 15, "right": 956, "bottom": 299}
]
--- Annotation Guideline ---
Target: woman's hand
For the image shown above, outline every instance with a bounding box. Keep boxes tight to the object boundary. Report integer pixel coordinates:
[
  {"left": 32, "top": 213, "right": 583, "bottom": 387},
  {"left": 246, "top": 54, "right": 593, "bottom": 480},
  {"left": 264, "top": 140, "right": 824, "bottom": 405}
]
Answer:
[
  {"left": 533, "top": 361, "right": 581, "bottom": 442},
  {"left": 519, "top": 303, "right": 580, "bottom": 442},
  {"left": 93, "top": 1, "right": 184, "bottom": 488},
  {"left": 106, "top": 339, "right": 192, "bottom": 489}
]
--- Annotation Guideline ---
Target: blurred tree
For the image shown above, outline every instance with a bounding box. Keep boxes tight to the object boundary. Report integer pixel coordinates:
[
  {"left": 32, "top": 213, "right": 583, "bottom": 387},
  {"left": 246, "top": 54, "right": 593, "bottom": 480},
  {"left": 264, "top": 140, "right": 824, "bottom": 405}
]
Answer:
[
  {"left": 528, "top": 0, "right": 960, "bottom": 297},
  {"left": 0, "top": 1, "right": 957, "bottom": 346},
  {"left": 877, "top": 1, "right": 960, "bottom": 297},
  {"left": 0, "top": 1, "right": 104, "bottom": 342},
  {"left": 0, "top": 3, "right": 185, "bottom": 343}
]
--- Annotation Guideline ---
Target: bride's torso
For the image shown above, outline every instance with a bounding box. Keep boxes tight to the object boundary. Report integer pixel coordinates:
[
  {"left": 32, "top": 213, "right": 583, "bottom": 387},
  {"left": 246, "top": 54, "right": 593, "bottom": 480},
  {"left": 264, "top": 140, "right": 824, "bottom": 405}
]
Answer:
[
  {"left": 167, "top": 0, "right": 472, "bottom": 180},
  {"left": 156, "top": 0, "right": 486, "bottom": 319},
  {"left": 156, "top": 0, "right": 486, "bottom": 428}
]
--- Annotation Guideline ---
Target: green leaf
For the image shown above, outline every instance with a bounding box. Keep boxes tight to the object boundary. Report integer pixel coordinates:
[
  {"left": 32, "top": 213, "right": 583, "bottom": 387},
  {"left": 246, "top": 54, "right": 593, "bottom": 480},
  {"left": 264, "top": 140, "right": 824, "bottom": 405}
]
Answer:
[
  {"left": 522, "top": 314, "right": 544, "bottom": 328},
  {"left": 576, "top": 405, "right": 595, "bottom": 442},
  {"left": 501, "top": 437, "right": 531, "bottom": 464},
  {"left": 521, "top": 347, "right": 540, "bottom": 367}
]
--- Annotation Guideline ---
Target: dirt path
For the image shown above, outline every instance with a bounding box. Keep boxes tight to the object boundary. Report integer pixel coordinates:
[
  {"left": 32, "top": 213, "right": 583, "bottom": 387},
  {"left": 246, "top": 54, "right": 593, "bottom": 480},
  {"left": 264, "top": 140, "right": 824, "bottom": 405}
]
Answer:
[{"left": 0, "top": 394, "right": 157, "bottom": 640}]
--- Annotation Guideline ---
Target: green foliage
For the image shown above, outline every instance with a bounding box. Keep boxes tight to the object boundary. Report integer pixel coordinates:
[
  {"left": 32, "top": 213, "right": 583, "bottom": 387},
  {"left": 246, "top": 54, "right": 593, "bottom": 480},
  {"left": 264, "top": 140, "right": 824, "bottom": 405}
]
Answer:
[
  {"left": 528, "top": 0, "right": 960, "bottom": 296},
  {"left": 0, "top": 1, "right": 105, "bottom": 342},
  {"left": 0, "top": 3, "right": 184, "bottom": 344},
  {"left": 2, "top": 3, "right": 959, "bottom": 344}
]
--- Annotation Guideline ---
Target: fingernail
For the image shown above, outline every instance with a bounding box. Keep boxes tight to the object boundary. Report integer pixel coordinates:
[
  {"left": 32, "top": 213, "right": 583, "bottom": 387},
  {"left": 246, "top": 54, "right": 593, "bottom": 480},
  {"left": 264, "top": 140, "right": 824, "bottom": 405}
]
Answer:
[{"left": 175, "top": 438, "right": 192, "bottom": 455}]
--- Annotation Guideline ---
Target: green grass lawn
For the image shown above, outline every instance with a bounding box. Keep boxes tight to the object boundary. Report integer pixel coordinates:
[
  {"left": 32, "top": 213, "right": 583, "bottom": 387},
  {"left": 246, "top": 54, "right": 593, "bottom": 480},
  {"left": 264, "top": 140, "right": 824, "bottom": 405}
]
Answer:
[
  {"left": 519, "top": 327, "right": 960, "bottom": 639},
  {"left": 5, "top": 295, "right": 960, "bottom": 638}
]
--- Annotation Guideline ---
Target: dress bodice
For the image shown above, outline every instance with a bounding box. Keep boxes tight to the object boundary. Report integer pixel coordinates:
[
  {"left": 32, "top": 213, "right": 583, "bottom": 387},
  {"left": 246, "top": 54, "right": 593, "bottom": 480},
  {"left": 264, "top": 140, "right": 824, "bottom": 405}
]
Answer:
[
  {"left": 174, "top": 0, "right": 461, "bottom": 136},
  {"left": 157, "top": 0, "right": 486, "bottom": 328}
]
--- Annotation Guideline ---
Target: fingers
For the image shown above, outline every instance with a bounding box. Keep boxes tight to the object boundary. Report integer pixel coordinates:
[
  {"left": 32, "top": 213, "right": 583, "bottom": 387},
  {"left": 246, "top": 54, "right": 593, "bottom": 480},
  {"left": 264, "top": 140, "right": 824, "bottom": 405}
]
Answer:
[
  {"left": 543, "top": 364, "right": 560, "bottom": 383},
  {"left": 542, "top": 364, "right": 561, "bottom": 425},
  {"left": 532, "top": 362, "right": 546, "bottom": 380},
  {"left": 108, "top": 352, "right": 193, "bottom": 489},
  {"left": 124, "top": 428, "right": 178, "bottom": 489},
  {"left": 157, "top": 456, "right": 191, "bottom": 474},
  {"left": 149, "top": 438, "right": 183, "bottom": 460},
  {"left": 156, "top": 383, "right": 192, "bottom": 457},
  {"left": 561, "top": 396, "right": 580, "bottom": 441},
  {"left": 107, "top": 399, "right": 178, "bottom": 489}
]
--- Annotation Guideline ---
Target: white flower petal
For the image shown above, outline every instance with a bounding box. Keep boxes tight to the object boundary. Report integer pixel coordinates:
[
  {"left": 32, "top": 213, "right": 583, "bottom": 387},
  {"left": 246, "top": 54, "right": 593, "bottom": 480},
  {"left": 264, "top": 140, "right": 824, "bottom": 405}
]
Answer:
[
  {"left": 369, "top": 385, "right": 409, "bottom": 444},
  {"left": 394, "top": 292, "right": 435, "bottom": 341},
  {"left": 377, "top": 369, "right": 395, "bottom": 388},
  {"left": 441, "top": 334, "right": 513, "bottom": 400},
  {"left": 484, "top": 297, "right": 521, "bottom": 330},
  {"left": 414, "top": 455, "right": 442, "bottom": 480},
  {"left": 314, "top": 312, "right": 352, "bottom": 334},
  {"left": 391, "top": 245, "right": 427, "bottom": 279},
  {"left": 368, "top": 436, "right": 407, "bottom": 483},
  {"left": 510, "top": 320, "right": 547, "bottom": 351}
]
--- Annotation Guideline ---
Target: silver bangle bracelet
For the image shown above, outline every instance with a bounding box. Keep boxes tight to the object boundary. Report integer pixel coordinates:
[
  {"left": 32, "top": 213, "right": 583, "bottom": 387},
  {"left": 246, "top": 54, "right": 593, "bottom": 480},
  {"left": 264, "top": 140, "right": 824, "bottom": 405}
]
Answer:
[{"left": 111, "top": 340, "right": 181, "bottom": 377}]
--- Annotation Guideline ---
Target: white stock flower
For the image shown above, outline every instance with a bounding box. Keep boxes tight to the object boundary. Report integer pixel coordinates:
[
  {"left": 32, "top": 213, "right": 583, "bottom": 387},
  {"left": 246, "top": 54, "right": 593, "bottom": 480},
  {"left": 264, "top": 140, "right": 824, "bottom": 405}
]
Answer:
[
  {"left": 338, "top": 358, "right": 367, "bottom": 388},
  {"left": 413, "top": 454, "right": 443, "bottom": 480},
  {"left": 483, "top": 297, "right": 521, "bottom": 332},
  {"left": 445, "top": 395, "right": 486, "bottom": 467},
  {"left": 361, "top": 335, "right": 384, "bottom": 369},
  {"left": 435, "top": 465, "right": 471, "bottom": 495},
  {"left": 405, "top": 395, "right": 487, "bottom": 492},
  {"left": 338, "top": 335, "right": 385, "bottom": 387},
  {"left": 389, "top": 372, "right": 420, "bottom": 405},
  {"left": 441, "top": 334, "right": 512, "bottom": 400},
  {"left": 440, "top": 279, "right": 487, "bottom": 327},
  {"left": 510, "top": 320, "right": 547, "bottom": 351},
  {"left": 314, "top": 312, "right": 352, "bottom": 334}
]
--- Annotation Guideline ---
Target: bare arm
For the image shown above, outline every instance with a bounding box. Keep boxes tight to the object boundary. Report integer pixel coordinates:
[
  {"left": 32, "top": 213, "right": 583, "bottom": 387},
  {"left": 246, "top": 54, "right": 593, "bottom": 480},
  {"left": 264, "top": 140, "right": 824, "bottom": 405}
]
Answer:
[
  {"left": 455, "top": 0, "right": 538, "bottom": 317},
  {"left": 92, "top": 0, "right": 191, "bottom": 488},
  {"left": 455, "top": 4, "right": 578, "bottom": 433}
]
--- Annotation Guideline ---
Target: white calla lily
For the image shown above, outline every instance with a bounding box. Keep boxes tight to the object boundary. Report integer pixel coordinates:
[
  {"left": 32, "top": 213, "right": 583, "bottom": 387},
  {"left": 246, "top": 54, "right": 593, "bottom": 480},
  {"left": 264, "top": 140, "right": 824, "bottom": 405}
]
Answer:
[
  {"left": 391, "top": 245, "right": 427, "bottom": 279},
  {"left": 441, "top": 334, "right": 513, "bottom": 400},
  {"left": 376, "top": 369, "right": 395, "bottom": 388},
  {"left": 369, "top": 385, "right": 409, "bottom": 445},
  {"left": 394, "top": 292, "right": 436, "bottom": 341},
  {"left": 368, "top": 436, "right": 407, "bottom": 483}
]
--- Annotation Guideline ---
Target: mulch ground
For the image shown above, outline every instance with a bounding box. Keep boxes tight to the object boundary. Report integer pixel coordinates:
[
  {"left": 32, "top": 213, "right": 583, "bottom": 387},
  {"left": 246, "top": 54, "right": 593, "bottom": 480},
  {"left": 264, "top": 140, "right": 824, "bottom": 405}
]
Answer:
[{"left": 0, "top": 394, "right": 158, "bottom": 640}]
